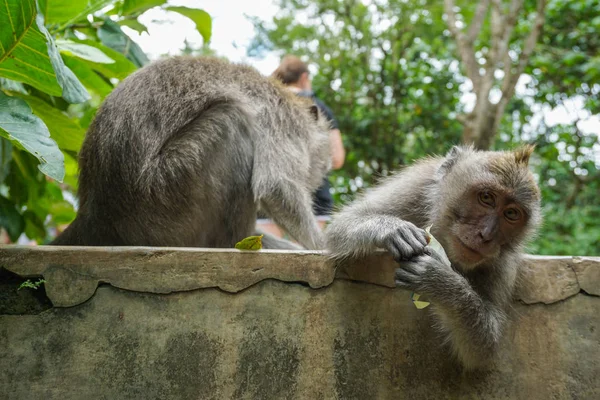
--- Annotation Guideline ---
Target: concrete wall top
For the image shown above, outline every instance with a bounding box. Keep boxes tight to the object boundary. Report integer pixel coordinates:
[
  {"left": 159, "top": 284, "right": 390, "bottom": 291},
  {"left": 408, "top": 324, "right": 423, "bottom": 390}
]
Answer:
[{"left": 0, "top": 245, "right": 598, "bottom": 307}]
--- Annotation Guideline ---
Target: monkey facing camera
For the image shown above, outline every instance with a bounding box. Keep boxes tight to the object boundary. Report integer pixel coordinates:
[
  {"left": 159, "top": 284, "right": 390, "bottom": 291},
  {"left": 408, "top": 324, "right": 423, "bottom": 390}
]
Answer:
[
  {"left": 52, "top": 57, "right": 331, "bottom": 250},
  {"left": 326, "top": 145, "right": 542, "bottom": 369}
]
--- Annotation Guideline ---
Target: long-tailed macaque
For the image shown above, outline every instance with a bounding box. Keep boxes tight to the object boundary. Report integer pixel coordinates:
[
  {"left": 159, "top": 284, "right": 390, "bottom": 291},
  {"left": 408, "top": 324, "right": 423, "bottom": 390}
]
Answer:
[
  {"left": 52, "top": 57, "right": 331, "bottom": 249},
  {"left": 325, "top": 145, "right": 542, "bottom": 368}
]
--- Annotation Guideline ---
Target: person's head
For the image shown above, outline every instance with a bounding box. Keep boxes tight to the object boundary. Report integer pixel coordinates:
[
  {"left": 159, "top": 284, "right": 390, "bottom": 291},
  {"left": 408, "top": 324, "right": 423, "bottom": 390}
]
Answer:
[{"left": 272, "top": 55, "right": 312, "bottom": 91}]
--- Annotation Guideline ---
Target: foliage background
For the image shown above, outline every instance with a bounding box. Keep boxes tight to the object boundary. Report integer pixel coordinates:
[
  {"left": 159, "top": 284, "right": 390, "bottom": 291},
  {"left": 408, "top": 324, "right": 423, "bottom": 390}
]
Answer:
[{"left": 0, "top": 0, "right": 598, "bottom": 255}]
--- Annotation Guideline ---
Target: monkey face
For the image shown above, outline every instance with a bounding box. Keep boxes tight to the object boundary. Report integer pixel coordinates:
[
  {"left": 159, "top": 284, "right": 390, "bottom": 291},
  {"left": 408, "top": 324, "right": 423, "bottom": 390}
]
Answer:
[{"left": 444, "top": 185, "right": 530, "bottom": 269}]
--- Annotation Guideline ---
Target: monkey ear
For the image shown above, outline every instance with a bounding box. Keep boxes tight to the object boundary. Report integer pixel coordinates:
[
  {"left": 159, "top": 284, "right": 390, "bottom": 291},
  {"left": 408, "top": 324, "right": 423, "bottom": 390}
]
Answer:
[
  {"left": 514, "top": 144, "right": 535, "bottom": 166},
  {"left": 309, "top": 105, "right": 319, "bottom": 121},
  {"left": 439, "top": 145, "right": 463, "bottom": 174},
  {"left": 446, "top": 145, "right": 463, "bottom": 159}
]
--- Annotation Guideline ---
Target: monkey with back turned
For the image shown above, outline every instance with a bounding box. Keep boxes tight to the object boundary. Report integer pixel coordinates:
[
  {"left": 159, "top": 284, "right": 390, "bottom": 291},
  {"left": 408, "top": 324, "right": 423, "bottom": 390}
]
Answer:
[
  {"left": 52, "top": 57, "right": 331, "bottom": 249},
  {"left": 325, "top": 145, "right": 542, "bottom": 368}
]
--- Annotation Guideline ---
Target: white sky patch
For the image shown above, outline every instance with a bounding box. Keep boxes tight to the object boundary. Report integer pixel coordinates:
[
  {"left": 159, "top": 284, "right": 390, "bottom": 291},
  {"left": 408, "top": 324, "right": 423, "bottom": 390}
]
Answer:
[{"left": 126, "top": 0, "right": 281, "bottom": 75}]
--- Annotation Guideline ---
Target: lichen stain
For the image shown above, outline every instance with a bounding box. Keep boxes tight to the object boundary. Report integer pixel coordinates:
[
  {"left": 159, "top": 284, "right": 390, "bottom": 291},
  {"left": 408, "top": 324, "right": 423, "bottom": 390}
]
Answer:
[
  {"left": 156, "top": 331, "right": 222, "bottom": 400},
  {"left": 234, "top": 325, "right": 300, "bottom": 400}
]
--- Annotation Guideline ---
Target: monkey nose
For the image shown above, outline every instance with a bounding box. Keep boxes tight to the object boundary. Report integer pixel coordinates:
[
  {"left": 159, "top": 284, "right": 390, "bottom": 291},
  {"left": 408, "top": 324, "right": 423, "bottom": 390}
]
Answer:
[{"left": 478, "top": 231, "right": 494, "bottom": 243}]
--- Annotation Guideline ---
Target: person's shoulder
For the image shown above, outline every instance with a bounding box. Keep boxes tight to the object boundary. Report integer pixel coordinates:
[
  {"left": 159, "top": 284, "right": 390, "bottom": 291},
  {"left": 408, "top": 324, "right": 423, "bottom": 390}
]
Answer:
[{"left": 313, "top": 96, "right": 338, "bottom": 127}]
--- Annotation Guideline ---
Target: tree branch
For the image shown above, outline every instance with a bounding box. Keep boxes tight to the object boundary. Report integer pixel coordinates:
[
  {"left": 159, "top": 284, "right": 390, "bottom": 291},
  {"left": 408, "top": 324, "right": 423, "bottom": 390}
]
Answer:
[
  {"left": 467, "top": 0, "right": 491, "bottom": 43},
  {"left": 500, "top": 0, "right": 525, "bottom": 86},
  {"left": 501, "top": 0, "right": 547, "bottom": 100},
  {"left": 444, "top": 0, "right": 482, "bottom": 90},
  {"left": 493, "top": 0, "right": 546, "bottom": 133}
]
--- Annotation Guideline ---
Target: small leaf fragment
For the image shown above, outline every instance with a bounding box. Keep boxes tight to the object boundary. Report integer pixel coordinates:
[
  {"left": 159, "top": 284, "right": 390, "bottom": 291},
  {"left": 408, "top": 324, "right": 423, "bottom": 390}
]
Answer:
[
  {"left": 425, "top": 225, "right": 451, "bottom": 267},
  {"left": 235, "top": 234, "right": 264, "bottom": 250},
  {"left": 18, "top": 278, "right": 46, "bottom": 291},
  {"left": 411, "top": 292, "right": 431, "bottom": 309}
]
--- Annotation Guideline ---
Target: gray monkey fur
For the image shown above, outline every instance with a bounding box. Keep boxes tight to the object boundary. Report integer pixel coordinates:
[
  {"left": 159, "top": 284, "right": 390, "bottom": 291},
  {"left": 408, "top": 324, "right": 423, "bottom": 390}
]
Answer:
[
  {"left": 52, "top": 56, "right": 331, "bottom": 249},
  {"left": 325, "top": 146, "right": 542, "bottom": 368}
]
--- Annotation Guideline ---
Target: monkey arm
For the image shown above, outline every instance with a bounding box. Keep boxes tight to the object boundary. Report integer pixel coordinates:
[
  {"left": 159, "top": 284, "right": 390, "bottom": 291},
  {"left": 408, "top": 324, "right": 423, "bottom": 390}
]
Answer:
[
  {"left": 259, "top": 179, "right": 325, "bottom": 250},
  {"left": 325, "top": 169, "right": 433, "bottom": 260},
  {"left": 398, "top": 254, "right": 510, "bottom": 368},
  {"left": 430, "top": 277, "right": 507, "bottom": 369},
  {"left": 255, "top": 230, "right": 304, "bottom": 250}
]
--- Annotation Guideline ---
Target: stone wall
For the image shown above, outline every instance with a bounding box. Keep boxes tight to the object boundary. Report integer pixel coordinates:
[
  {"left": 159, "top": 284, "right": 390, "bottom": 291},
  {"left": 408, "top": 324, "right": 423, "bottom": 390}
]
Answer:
[{"left": 0, "top": 246, "right": 598, "bottom": 399}]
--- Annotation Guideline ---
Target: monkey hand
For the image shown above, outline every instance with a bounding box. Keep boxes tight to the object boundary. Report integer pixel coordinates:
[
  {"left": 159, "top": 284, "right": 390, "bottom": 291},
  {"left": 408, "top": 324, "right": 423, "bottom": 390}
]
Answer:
[
  {"left": 394, "top": 249, "right": 457, "bottom": 294},
  {"left": 377, "top": 220, "right": 429, "bottom": 261}
]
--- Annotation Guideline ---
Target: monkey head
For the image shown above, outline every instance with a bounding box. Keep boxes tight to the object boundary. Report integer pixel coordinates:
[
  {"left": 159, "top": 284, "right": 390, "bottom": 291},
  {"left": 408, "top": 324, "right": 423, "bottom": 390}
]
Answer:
[{"left": 429, "top": 145, "right": 542, "bottom": 270}]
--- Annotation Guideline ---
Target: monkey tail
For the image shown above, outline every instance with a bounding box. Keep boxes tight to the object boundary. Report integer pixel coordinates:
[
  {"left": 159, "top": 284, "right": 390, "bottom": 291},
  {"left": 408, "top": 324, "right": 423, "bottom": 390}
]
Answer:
[{"left": 136, "top": 97, "right": 258, "bottom": 207}]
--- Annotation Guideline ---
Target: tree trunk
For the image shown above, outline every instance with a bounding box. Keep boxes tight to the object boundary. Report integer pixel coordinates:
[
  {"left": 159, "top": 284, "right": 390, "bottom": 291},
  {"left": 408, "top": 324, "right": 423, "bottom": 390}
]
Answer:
[
  {"left": 462, "top": 105, "right": 498, "bottom": 150},
  {"left": 444, "top": 0, "right": 547, "bottom": 150}
]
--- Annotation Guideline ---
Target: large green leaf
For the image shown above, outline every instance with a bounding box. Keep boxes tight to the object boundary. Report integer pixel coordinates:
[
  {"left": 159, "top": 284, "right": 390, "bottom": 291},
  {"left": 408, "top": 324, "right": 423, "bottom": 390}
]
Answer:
[
  {"left": 97, "top": 19, "right": 149, "bottom": 67},
  {"left": 121, "top": 0, "right": 166, "bottom": 16},
  {"left": 0, "top": 0, "right": 90, "bottom": 103},
  {"left": 57, "top": 39, "right": 114, "bottom": 64},
  {"left": 0, "top": 92, "right": 64, "bottom": 181},
  {"left": 39, "top": 0, "right": 114, "bottom": 27},
  {"left": 166, "top": 6, "right": 212, "bottom": 43},
  {"left": 22, "top": 95, "right": 85, "bottom": 152}
]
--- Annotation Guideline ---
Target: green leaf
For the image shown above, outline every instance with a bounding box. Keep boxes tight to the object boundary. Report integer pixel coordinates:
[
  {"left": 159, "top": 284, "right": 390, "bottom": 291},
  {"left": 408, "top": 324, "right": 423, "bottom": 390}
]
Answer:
[
  {"left": 0, "top": 78, "right": 28, "bottom": 94},
  {"left": 0, "top": 195, "right": 25, "bottom": 242},
  {"left": 0, "top": 1, "right": 61, "bottom": 96},
  {"left": 0, "top": 0, "right": 90, "bottom": 103},
  {"left": 234, "top": 234, "right": 264, "bottom": 251},
  {"left": 0, "top": 137, "right": 13, "bottom": 182},
  {"left": 0, "top": 92, "right": 65, "bottom": 182},
  {"left": 63, "top": 55, "right": 113, "bottom": 98},
  {"left": 22, "top": 95, "right": 85, "bottom": 152},
  {"left": 97, "top": 19, "right": 149, "bottom": 67},
  {"left": 56, "top": 39, "right": 114, "bottom": 64},
  {"left": 23, "top": 209, "right": 47, "bottom": 240},
  {"left": 18, "top": 278, "right": 46, "bottom": 290},
  {"left": 70, "top": 39, "right": 137, "bottom": 80},
  {"left": 165, "top": 6, "right": 212, "bottom": 43},
  {"left": 36, "top": 13, "right": 90, "bottom": 103},
  {"left": 63, "top": 152, "right": 78, "bottom": 188},
  {"left": 5, "top": 156, "right": 30, "bottom": 205},
  {"left": 39, "top": 0, "right": 114, "bottom": 27},
  {"left": 118, "top": 19, "right": 149, "bottom": 34},
  {"left": 49, "top": 200, "right": 76, "bottom": 224},
  {"left": 121, "top": 0, "right": 166, "bottom": 16}
]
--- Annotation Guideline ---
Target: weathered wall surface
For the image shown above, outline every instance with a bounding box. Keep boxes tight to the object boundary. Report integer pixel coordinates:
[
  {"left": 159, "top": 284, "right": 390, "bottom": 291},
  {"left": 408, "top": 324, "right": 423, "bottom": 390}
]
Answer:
[{"left": 0, "top": 246, "right": 598, "bottom": 400}]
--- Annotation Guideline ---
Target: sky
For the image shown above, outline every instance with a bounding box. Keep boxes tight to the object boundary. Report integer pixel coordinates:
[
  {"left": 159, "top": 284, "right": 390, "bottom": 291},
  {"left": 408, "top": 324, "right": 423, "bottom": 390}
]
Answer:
[
  {"left": 127, "top": 0, "right": 281, "bottom": 75},
  {"left": 123, "top": 1, "right": 599, "bottom": 137}
]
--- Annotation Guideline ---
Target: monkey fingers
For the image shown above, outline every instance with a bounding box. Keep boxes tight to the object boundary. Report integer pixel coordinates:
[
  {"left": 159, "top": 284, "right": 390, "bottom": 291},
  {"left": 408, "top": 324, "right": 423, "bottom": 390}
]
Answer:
[
  {"left": 394, "top": 259, "right": 425, "bottom": 289},
  {"left": 394, "top": 268, "right": 421, "bottom": 290},
  {"left": 386, "top": 225, "right": 428, "bottom": 262},
  {"left": 422, "top": 247, "right": 450, "bottom": 267},
  {"left": 395, "top": 253, "right": 448, "bottom": 292}
]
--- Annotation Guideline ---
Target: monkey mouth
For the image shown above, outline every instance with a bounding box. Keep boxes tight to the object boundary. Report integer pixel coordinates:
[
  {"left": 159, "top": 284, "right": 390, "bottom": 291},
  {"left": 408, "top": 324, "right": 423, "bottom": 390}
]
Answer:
[{"left": 456, "top": 239, "right": 484, "bottom": 259}]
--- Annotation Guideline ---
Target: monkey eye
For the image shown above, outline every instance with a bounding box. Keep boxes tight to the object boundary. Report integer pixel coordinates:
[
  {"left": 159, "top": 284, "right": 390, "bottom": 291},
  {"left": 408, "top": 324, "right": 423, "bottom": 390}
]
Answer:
[
  {"left": 504, "top": 208, "right": 521, "bottom": 221},
  {"left": 478, "top": 191, "right": 495, "bottom": 207}
]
